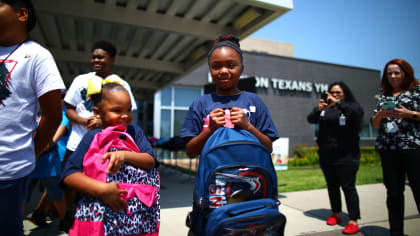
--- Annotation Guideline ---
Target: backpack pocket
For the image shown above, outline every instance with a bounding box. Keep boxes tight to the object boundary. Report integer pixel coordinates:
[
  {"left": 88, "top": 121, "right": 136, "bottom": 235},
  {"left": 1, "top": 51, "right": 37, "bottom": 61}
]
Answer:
[
  {"left": 206, "top": 165, "right": 276, "bottom": 208},
  {"left": 204, "top": 198, "right": 286, "bottom": 236}
]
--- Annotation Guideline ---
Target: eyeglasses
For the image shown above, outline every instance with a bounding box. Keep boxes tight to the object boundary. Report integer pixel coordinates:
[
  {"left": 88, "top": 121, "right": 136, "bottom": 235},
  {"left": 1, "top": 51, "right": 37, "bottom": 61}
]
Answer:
[{"left": 330, "top": 91, "right": 343, "bottom": 95}]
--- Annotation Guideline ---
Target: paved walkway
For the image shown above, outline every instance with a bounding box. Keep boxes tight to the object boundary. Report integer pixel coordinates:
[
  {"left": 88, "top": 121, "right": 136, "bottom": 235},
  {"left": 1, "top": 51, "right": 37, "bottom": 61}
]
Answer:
[{"left": 24, "top": 165, "right": 420, "bottom": 235}]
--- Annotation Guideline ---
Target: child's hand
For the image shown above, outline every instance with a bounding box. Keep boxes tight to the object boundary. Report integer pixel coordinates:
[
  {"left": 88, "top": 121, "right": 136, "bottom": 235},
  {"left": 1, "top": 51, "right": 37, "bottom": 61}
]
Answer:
[
  {"left": 86, "top": 116, "right": 98, "bottom": 130},
  {"left": 230, "top": 107, "right": 252, "bottom": 130},
  {"left": 209, "top": 108, "right": 226, "bottom": 132},
  {"left": 102, "top": 151, "right": 126, "bottom": 175},
  {"left": 100, "top": 182, "right": 128, "bottom": 211}
]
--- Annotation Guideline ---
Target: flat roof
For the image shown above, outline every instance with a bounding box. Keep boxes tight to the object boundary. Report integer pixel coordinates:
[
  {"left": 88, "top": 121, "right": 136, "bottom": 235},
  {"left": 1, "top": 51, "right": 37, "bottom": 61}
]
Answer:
[{"left": 31, "top": 0, "right": 293, "bottom": 100}]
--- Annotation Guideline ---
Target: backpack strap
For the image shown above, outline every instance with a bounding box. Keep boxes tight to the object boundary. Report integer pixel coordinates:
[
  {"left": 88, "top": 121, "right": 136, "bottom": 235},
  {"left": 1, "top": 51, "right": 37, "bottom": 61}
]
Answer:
[
  {"left": 82, "top": 125, "right": 140, "bottom": 182},
  {"left": 223, "top": 108, "right": 235, "bottom": 128},
  {"left": 102, "top": 124, "right": 126, "bottom": 133}
]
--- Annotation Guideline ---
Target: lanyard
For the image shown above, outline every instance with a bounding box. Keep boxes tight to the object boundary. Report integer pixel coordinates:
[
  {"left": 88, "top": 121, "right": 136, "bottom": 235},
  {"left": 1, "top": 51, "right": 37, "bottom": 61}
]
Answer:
[
  {"left": 0, "top": 42, "right": 24, "bottom": 97},
  {"left": 0, "top": 42, "right": 23, "bottom": 65}
]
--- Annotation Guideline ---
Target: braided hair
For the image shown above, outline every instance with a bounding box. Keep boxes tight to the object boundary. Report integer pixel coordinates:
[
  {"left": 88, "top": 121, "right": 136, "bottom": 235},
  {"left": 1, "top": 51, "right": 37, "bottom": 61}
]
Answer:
[
  {"left": 207, "top": 34, "right": 243, "bottom": 62},
  {"left": 90, "top": 83, "right": 128, "bottom": 107}
]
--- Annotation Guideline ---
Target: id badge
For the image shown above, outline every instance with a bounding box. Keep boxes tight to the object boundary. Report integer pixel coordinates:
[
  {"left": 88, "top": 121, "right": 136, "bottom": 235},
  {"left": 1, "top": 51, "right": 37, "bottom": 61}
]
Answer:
[
  {"left": 339, "top": 114, "right": 346, "bottom": 126},
  {"left": 385, "top": 121, "right": 399, "bottom": 133}
]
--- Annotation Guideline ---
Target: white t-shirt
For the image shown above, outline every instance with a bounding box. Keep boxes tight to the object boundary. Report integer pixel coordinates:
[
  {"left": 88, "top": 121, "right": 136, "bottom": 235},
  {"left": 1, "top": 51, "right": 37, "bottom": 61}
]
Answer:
[
  {"left": 64, "top": 72, "right": 137, "bottom": 151},
  {"left": 0, "top": 41, "right": 65, "bottom": 180}
]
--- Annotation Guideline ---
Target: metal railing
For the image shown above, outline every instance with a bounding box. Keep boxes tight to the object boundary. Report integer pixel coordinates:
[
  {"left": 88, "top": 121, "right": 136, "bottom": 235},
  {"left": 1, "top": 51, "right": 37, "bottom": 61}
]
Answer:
[{"left": 154, "top": 148, "right": 198, "bottom": 177}]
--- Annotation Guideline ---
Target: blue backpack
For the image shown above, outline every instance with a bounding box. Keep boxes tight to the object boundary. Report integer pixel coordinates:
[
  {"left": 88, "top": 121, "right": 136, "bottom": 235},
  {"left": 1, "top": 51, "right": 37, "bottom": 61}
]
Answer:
[{"left": 186, "top": 127, "right": 286, "bottom": 235}]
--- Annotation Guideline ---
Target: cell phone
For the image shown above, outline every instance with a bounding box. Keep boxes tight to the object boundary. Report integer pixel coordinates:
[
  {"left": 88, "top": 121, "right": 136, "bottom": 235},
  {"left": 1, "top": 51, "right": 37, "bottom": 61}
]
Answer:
[
  {"left": 321, "top": 93, "right": 329, "bottom": 104},
  {"left": 383, "top": 101, "right": 396, "bottom": 111}
]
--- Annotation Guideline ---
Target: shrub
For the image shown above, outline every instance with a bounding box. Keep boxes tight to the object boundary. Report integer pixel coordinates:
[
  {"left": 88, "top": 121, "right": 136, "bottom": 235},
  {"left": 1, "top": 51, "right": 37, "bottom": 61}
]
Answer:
[
  {"left": 289, "top": 144, "right": 319, "bottom": 167},
  {"left": 293, "top": 144, "right": 317, "bottom": 158},
  {"left": 360, "top": 146, "right": 380, "bottom": 164},
  {"left": 289, "top": 145, "right": 380, "bottom": 167}
]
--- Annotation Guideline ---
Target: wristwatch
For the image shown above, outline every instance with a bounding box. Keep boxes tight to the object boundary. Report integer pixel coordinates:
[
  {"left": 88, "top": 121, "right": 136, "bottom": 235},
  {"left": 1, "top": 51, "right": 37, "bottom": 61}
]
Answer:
[
  {"left": 336, "top": 99, "right": 341, "bottom": 105},
  {"left": 412, "top": 111, "right": 418, "bottom": 119}
]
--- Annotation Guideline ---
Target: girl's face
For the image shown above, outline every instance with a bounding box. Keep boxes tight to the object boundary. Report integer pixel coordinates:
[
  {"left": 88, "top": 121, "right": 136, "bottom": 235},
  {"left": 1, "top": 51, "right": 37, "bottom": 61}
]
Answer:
[
  {"left": 330, "top": 85, "right": 345, "bottom": 101},
  {"left": 386, "top": 64, "right": 405, "bottom": 91},
  {"left": 95, "top": 89, "right": 133, "bottom": 127},
  {"left": 209, "top": 47, "right": 243, "bottom": 95}
]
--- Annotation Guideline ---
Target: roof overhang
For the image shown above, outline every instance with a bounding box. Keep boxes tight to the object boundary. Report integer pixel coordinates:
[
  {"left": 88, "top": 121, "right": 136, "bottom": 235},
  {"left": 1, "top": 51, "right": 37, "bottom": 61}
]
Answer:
[{"left": 31, "top": 0, "right": 293, "bottom": 100}]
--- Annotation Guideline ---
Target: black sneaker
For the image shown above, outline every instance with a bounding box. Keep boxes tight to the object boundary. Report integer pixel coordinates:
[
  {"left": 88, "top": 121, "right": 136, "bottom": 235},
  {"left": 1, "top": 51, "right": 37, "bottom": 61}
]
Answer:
[
  {"left": 47, "top": 208, "right": 59, "bottom": 220},
  {"left": 59, "top": 219, "right": 70, "bottom": 233},
  {"left": 59, "top": 212, "right": 74, "bottom": 233},
  {"left": 30, "top": 210, "right": 47, "bottom": 227}
]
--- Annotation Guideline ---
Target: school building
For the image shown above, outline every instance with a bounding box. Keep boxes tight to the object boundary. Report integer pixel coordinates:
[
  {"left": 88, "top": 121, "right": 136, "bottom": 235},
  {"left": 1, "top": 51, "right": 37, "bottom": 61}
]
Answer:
[{"left": 30, "top": 0, "right": 380, "bottom": 154}]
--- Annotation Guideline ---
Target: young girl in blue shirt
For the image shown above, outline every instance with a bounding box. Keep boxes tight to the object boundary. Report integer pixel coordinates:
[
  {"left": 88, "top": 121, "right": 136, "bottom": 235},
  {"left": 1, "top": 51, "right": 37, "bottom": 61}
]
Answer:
[{"left": 181, "top": 35, "right": 279, "bottom": 158}]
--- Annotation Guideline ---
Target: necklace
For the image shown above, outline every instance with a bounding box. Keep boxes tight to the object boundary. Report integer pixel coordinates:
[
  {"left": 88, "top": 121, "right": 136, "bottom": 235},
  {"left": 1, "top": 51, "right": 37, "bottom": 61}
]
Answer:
[{"left": 0, "top": 42, "right": 23, "bottom": 65}]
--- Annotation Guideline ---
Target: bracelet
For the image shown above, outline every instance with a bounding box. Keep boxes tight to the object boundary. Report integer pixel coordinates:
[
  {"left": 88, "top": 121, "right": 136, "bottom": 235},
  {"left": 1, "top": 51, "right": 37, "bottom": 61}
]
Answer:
[
  {"left": 412, "top": 111, "right": 417, "bottom": 119},
  {"left": 49, "top": 140, "right": 55, "bottom": 147}
]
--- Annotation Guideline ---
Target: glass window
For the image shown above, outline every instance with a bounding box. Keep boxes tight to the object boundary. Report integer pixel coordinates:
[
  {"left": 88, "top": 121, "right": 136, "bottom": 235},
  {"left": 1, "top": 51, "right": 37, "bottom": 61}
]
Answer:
[
  {"left": 360, "top": 123, "right": 378, "bottom": 138},
  {"left": 371, "top": 125, "right": 379, "bottom": 137},
  {"left": 174, "top": 87, "right": 201, "bottom": 107},
  {"left": 313, "top": 124, "right": 319, "bottom": 137},
  {"left": 155, "top": 86, "right": 202, "bottom": 139},
  {"left": 160, "top": 109, "right": 171, "bottom": 138},
  {"left": 360, "top": 124, "right": 370, "bottom": 138},
  {"left": 161, "top": 87, "right": 171, "bottom": 106},
  {"left": 174, "top": 110, "right": 188, "bottom": 136}
]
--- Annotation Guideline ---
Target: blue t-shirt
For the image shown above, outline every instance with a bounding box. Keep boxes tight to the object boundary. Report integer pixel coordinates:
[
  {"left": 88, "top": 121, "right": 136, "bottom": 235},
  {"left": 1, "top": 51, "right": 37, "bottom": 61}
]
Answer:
[
  {"left": 181, "top": 91, "right": 279, "bottom": 140},
  {"left": 57, "top": 110, "right": 71, "bottom": 162},
  {"left": 32, "top": 110, "right": 70, "bottom": 178},
  {"left": 61, "top": 124, "right": 158, "bottom": 182}
]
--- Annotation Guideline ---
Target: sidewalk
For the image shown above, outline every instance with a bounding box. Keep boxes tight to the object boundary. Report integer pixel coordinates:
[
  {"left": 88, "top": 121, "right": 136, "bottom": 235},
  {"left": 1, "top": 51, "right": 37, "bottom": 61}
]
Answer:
[
  {"left": 278, "top": 183, "right": 419, "bottom": 235},
  {"left": 159, "top": 166, "right": 420, "bottom": 236},
  {"left": 24, "top": 165, "right": 420, "bottom": 235}
]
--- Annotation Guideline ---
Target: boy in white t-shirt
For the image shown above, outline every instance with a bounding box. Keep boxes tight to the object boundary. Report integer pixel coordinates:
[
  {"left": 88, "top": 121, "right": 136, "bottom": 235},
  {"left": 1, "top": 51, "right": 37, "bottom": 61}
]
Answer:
[
  {"left": 64, "top": 40, "right": 137, "bottom": 157},
  {"left": 0, "top": 0, "right": 65, "bottom": 234}
]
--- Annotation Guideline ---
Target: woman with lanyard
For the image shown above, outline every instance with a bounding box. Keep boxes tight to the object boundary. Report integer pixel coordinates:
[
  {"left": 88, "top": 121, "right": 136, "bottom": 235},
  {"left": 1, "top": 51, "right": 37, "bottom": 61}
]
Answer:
[
  {"left": 371, "top": 59, "right": 420, "bottom": 236},
  {"left": 307, "top": 81, "right": 364, "bottom": 235}
]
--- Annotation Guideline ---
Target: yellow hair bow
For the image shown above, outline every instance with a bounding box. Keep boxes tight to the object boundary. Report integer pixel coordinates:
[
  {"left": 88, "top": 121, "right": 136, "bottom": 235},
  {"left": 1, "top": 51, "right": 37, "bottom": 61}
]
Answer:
[{"left": 87, "top": 75, "right": 127, "bottom": 97}]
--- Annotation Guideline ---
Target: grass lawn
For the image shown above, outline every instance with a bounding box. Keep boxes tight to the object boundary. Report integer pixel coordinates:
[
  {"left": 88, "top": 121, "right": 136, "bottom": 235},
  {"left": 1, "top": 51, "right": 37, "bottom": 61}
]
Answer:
[{"left": 277, "top": 164, "right": 383, "bottom": 193}]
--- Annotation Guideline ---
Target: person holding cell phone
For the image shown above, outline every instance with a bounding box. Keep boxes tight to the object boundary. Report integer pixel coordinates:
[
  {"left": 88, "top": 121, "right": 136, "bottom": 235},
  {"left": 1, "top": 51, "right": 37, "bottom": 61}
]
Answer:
[
  {"left": 307, "top": 81, "right": 364, "bottom": 235},
  {"left": 371, "top": 59, "right": 420, "bottom": 236}
]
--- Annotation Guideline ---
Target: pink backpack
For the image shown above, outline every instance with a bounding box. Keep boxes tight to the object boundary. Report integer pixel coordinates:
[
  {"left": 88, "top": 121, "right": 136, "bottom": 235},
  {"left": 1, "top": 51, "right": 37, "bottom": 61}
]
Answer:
[{"left": 70, "top": 125, "right": 160, "bottom": 236}]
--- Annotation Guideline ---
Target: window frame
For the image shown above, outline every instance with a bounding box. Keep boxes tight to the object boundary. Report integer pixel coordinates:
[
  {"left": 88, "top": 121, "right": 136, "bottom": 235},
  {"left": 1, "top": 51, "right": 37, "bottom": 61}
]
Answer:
[{"left": 154, "top": 86, "right": 203, "bottom": 138}]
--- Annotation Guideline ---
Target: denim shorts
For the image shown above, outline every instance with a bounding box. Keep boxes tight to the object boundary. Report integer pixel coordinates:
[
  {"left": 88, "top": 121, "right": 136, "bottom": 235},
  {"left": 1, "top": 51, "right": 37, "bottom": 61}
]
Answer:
[
  {"left": 41, "top": 176, "right": 64, "bottom": 201},
  {"left": 0, "top": 175, "right": 30, "bottom": 236},
  {"left": 26, "top": 176, "right": 63, "bottom": 203}
]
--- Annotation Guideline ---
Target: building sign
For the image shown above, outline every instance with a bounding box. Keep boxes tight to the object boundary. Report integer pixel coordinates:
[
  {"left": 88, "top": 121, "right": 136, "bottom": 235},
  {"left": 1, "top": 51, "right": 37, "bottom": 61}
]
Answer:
[
  {"left": 255, "top": 76, "right": 328, "bottom": 93},
  {"left": 272, "top": 138, "right": 289, "bottom": 171}
]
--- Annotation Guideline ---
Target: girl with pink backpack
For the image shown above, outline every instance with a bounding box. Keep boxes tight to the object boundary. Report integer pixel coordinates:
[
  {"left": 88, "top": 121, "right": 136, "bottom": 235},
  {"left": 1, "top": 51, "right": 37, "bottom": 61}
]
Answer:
[{"left": 61, "top": 83, "right": 160, "bottom": 235}]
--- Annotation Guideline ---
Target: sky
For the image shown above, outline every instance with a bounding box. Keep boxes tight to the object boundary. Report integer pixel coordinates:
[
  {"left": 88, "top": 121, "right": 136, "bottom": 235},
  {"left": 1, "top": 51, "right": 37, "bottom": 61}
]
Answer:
[{"left": 251, "top": 0, "right": 420, "bottom": 79}]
